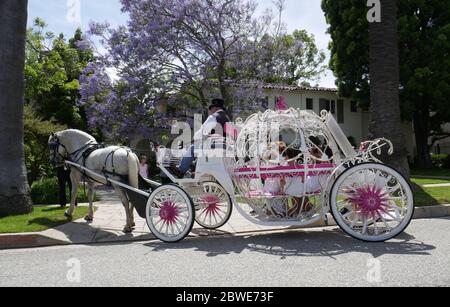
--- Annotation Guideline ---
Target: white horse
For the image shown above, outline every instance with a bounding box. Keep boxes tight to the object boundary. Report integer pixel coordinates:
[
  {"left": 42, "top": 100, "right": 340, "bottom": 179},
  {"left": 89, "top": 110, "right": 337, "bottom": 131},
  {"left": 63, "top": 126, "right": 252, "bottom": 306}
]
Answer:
[{"left": 48, "top": 129, "right": 140, "bottom": 233}]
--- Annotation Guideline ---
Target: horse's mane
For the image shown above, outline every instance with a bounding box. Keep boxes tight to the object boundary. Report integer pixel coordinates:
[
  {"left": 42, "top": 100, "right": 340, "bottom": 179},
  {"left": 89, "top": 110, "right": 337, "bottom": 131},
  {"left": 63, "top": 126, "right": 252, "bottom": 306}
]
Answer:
[{"left": 59, "top": 129, "right": 97, "bottom": 144}]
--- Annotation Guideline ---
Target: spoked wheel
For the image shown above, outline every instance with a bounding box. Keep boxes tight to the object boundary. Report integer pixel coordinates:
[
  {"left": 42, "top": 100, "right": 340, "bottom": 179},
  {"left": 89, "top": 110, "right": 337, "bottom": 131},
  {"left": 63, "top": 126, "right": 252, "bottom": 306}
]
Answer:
[
  {"left": 195, "top": 182, "right": 232, "bottom": 229},
  {"left": 330, "top": 163, "right": 414, "bottom": 242},
  {"left": 145, "top": 184, "right": 195, "bottom": 243}
]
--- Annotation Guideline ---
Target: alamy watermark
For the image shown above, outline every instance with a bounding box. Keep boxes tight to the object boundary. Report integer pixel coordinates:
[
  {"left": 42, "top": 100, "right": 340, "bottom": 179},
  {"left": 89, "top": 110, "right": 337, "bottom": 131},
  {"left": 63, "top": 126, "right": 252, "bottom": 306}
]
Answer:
[
  {"left": 67, "top": 0, "right": 82, "bottom": 24},
  {"left": 367, "top": 0, "right": 381, "bottom": 23},
  {"left": 66, "top": 257, "right": 81, "bottom": 283},
  {"left": 165, "top": 113, "right": 283, "bottom": 160},
  {"left": 366, "top": 258, "right": 382, "bottom": 283}
]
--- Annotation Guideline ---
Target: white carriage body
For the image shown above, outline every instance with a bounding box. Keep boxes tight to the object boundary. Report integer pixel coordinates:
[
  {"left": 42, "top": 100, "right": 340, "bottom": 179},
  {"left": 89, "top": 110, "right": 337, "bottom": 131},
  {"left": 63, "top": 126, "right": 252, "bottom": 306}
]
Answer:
[
  {"left": 147, "top": 108, "right": 414, "bottom": 243},
  {"left": 157, "top": 108, "right": 380, "bottom": 228}
]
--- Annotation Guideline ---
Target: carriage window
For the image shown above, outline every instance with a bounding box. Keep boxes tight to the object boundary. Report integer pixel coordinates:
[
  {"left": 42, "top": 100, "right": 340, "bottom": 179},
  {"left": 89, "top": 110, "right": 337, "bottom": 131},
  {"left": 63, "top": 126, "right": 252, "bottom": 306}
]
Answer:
[
  {"left": 337, "top": 100, "right": 344, "bottom": 123},
  {"left": 306, "top": 98, "right": 313, "bottom": 110},
  {"left": 280, "top": 128, "right": 299, "bottom": 147},
  {"left": 319, "top": 99, "right": 330, "bottom": 112}
]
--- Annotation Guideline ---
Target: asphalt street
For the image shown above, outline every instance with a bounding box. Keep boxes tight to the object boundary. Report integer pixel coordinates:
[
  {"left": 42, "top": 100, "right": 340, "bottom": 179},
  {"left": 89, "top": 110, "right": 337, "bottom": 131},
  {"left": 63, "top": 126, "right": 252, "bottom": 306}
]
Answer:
[{"left": 0, "top": 217, "right": 449, "bottom": 287}]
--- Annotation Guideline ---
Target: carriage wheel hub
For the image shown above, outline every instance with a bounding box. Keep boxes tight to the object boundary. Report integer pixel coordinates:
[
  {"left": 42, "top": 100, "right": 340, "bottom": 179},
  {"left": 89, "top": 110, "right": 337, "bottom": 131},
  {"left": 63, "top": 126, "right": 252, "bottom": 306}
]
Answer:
[
  {"left": 200, "top": 195, "right": 221, "bottom": 216},
  {"left": 347, "top": 186, "right": 389, "bottom": 217},
  {"left": 160, "top": 201, "right": 179, "bottom": 223}
]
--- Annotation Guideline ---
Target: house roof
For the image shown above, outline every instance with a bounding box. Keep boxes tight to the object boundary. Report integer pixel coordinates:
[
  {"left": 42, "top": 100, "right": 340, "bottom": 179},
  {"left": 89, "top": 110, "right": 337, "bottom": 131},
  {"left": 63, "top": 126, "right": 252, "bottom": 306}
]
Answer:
[
  {"left": 206, "top": 80, "right": 338, "bottom": 93},
  {"left": 260, "top": 83, "right": 338, "bottom": 93}
]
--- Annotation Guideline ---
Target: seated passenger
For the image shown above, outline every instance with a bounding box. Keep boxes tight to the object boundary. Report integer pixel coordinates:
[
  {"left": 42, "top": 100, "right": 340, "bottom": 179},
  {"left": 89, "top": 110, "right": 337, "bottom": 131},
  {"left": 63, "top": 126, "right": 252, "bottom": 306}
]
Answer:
[
  {"left": 170, "top": 99, "right": 230, "bottom": 178},
  {"left": 262, "top": 142, "right": 287, "bottom": 194}
]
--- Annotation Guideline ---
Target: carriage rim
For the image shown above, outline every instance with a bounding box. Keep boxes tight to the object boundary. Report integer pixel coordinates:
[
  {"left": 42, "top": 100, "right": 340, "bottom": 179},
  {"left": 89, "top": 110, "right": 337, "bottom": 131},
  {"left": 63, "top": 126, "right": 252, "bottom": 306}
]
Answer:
[
  {"left": 195, "top": 181, "right": 233, "bottom": 229},
  {"left": 329, "top": 162, "right": 415, "bottom": 242},
  {"left": 145, "top": 184, "right": 195, "bottom": 243}
]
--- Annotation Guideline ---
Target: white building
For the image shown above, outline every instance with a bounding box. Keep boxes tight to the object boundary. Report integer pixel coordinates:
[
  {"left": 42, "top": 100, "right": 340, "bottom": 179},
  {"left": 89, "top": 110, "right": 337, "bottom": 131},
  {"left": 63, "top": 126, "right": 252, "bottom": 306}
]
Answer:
[
  {"left": 259, "top": 84, "right": 415, "bottom": 160},
  {"left": 132, "top": 84, "right": 416, "bottom": 161}
]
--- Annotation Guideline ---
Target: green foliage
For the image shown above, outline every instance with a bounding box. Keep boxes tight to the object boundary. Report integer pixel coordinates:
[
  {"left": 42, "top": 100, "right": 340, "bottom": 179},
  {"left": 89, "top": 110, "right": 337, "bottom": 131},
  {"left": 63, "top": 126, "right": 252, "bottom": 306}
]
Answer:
[
  {"left": 25, "top": 18, "right": 94, "bottom": 130},
  {"left": 322, "top": 0, "right": 450, "bottom": 165},
  {"left": 322, "top": 0, "right": 450, "bottom": 115},
  {"left": 254, "top": 30, "right": 327, "bottom": 85},
  {"left": 30, "top": 177, "right": 99, "bottom": 205},
  {"left": 321, "top": 0, "right": 370, "bottom": 107},
  {"left": 24, "top": 105, "right": 67, "bottom": 184},
  {"left": 24, "top": 18, "right": 97, "bottom": 183},
  {"left": 431, "top": 154, "right": 450, "bottom": 169}
]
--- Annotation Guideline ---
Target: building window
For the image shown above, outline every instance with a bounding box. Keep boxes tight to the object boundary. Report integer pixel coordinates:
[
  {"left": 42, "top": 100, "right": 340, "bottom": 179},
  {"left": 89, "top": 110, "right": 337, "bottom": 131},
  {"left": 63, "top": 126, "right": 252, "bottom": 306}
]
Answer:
[
  {"left": 306, "top": 98, "right": 313, "bottom": 110},
  {"left": 319, "top": 98, "right": 330, "bottom": 112},
  {"left": 261, "top": 96, "right": 269, "bottom": 110},
  {"left": 337, "top": 99, "right": 344, "bottom": 123},
  {"left": 331, "top": 100, "right": 336, "bottom": 115},
  {"left": 351, "top": 101, "right": 358, "bottom": 113}
]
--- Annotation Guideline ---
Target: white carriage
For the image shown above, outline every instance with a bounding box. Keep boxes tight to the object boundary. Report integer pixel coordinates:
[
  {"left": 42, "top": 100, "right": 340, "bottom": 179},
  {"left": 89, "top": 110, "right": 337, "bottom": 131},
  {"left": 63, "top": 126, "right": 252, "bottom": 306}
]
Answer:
[{"left": 140, "top": 108, "right": 414, "bottom": 243}]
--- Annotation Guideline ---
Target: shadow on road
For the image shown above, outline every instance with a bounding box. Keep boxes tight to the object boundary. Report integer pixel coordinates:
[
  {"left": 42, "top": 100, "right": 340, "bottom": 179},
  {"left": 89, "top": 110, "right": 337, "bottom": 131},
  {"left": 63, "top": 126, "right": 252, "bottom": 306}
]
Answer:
[{"left": 143, "top": 228, "right": 435, "bottom": 259}]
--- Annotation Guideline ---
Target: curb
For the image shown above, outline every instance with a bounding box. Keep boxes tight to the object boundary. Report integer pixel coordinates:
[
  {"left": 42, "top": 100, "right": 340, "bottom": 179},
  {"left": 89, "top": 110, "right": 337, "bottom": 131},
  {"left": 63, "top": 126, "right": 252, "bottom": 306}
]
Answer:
[
  {"left": 1, "top": 204, "right": 449, "bottom": 250},
  {"left": 412, "top": 175, "right": 450, "bottom": 180},
  {"left": 0, "top": 233, "right": 70, "bottom": 250}
]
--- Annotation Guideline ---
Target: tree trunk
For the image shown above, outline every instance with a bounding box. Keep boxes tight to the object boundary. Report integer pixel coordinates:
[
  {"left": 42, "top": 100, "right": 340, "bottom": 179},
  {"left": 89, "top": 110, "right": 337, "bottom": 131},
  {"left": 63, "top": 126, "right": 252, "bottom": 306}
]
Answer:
[
  {"left": 368, "top": 0, "right": 410, "bottom": 178},
  {"left": 0, "top": 0, "right": 33, "bottom": 216},
  {"left": 217, "top": 60, "right": 234, "bottom": 118},
  {"left": 413, "top": 108, "right": 433, "bottom": 168}
]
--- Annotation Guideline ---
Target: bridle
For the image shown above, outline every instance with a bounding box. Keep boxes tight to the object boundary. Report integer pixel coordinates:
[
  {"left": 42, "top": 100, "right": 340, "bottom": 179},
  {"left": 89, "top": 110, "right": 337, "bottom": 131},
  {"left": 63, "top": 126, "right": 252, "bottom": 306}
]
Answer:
[
  {"left": 48, "top": 133, "right": 100, "bottom": 166},
  {"left": 49, "top": 134, "right": 69, "bottom": 165}
]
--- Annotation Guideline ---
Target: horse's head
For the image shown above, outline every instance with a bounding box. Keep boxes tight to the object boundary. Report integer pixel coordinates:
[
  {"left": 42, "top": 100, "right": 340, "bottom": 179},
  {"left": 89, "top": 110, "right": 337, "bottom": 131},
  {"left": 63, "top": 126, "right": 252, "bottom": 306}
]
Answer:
[
  {"left": 49, "top": 130, "right": 97, "bottom": 166},
  {"left": 48, "top": 132, "right": 68, "bottom": 166}
]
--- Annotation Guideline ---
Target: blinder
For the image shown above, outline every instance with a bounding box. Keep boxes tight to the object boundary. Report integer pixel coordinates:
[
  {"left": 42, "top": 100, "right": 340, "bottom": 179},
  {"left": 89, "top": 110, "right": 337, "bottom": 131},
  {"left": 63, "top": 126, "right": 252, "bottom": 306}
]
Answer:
[{"left": 48, "top": 134, "right": 68, "bottom": 166}]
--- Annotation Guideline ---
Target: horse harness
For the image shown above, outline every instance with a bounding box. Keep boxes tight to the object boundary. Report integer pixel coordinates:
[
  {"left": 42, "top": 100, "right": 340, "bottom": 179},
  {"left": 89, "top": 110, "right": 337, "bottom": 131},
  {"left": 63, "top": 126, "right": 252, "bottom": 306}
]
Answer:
[{"left": 49, "top": 135, "right": 130, "bottom": 185}]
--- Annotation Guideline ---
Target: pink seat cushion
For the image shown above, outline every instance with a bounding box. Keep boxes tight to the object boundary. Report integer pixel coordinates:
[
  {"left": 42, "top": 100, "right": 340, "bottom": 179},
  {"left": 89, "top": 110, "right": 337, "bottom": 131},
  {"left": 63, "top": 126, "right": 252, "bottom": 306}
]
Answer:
[
  {"left": 244, "top": 190, "right": 323, "bottom": 198},
  {"left": 234, "top": 164, "right": 335, "bottom": 180},
  {"left": 224, "top": 123, "right": 239, "bottom": 140}
]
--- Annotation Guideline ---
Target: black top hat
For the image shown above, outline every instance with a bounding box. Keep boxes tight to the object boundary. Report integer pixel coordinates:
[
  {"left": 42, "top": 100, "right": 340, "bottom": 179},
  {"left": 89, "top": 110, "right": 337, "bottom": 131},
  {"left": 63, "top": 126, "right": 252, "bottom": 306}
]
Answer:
[{"left": 208, "top": 98, "right": 226, "bottom": 111}]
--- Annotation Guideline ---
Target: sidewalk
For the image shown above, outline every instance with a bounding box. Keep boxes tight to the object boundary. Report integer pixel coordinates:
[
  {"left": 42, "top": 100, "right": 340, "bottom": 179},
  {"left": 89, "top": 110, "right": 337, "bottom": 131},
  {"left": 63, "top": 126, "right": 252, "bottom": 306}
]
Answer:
[
  {"left": 422, "top": 183, "right": 450, "bottom": 188},
  {"left": 0, "top": 189, "right": 291, "bottom": 249},
  {"left": 1, "top": 188, "right": 450, "bottom": 249}
]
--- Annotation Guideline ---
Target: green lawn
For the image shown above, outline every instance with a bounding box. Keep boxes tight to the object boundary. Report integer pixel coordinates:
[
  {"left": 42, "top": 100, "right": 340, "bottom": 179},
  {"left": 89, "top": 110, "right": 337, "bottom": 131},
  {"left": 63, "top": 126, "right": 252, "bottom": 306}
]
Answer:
[
  {"left": 411, "top": 178, "right": 450, "bottom": 186},
  {"left": 414, "top": 186, "right": 450, "bottom": 207},
  {"left": 411, "top": 169, "right": 450, "bottom": 178},
  {"left": 0, "top": 206, "right": 90, "bottom": 234}
]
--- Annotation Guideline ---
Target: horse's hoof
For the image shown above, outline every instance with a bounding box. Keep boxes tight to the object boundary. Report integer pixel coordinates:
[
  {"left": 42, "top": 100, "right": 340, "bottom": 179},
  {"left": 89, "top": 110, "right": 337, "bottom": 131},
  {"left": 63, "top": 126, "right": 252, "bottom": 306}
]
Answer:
[
  {"left": 84, "top": 216, "right": 94, "bottom": 222},
  {"left": 64, "top": 212, "right": 73, "bottom": 219},
  {"left": 123, "top": 227, "right": 133, "bottom": 234}
]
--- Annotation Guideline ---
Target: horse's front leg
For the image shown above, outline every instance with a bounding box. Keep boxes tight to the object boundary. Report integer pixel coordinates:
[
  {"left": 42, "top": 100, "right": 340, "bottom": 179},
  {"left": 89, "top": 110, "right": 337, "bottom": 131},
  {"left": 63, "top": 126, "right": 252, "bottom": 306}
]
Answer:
[
  {"left": 65, "top": 171, "right": 79, "bottom": 219},
  {"left": 129, "top": 203, "right": 135, "bottom": 227},
  {"left": 114, "top": 186, "right": 134, "bottom": 233},
  {"left": 84, "top": 183, "right": 95, "bottom": 222}
]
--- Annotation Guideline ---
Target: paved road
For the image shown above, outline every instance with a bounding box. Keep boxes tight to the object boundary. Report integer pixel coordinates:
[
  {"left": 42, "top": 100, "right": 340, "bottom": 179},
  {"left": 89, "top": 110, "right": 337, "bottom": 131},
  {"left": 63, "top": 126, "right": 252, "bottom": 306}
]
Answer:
[{"left": 0, "top": 217, "right": 449, "bottom": 287}]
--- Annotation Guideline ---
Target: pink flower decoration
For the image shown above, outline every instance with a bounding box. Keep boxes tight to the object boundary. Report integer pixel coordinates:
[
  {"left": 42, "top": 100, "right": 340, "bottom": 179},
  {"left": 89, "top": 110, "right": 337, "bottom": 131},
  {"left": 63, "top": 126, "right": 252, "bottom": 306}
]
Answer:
[{"left": 276, "top": 96, "right": 288, "bottom": 111}]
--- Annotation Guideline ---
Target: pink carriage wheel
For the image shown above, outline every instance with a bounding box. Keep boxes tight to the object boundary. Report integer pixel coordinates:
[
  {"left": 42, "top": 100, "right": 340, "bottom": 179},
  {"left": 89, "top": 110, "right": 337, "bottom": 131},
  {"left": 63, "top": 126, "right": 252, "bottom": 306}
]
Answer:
[
  {"left": 330, "top": 163, "right": 414, "bottom": 242},
  {"left": 145, "top": 185, "right": 195, "bottom": 243},
  {"left": 195, "top": 182, "right": 232, "bottom": 229}
]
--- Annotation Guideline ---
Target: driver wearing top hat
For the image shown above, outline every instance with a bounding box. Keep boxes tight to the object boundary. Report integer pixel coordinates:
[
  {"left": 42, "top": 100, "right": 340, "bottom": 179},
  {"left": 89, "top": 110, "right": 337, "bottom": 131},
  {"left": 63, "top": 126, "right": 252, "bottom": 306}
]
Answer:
[{"left": 171, "top": 98, "right": 230, "bottom": 178}]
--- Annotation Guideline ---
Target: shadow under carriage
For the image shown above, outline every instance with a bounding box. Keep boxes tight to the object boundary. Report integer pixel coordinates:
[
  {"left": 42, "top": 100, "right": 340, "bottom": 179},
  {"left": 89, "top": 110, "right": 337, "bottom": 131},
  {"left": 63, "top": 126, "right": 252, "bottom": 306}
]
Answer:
[{"left": 143, "top": 227, "right": 435, "bottom": 259}]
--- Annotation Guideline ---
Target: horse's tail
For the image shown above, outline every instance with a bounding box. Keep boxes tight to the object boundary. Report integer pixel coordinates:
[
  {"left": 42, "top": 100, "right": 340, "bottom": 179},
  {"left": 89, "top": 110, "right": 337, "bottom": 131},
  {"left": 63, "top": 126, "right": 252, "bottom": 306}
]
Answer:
[{"left": 127, "top": 152, "right": 140, "bottom": 189}]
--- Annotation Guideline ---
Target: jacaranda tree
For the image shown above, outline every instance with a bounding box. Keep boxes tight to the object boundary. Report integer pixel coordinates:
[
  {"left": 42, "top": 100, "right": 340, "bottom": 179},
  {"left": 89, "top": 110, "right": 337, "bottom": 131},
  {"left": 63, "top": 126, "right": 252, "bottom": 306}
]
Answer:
[{"left": 79, "top": 0, "right": 326, "bottom": 141}]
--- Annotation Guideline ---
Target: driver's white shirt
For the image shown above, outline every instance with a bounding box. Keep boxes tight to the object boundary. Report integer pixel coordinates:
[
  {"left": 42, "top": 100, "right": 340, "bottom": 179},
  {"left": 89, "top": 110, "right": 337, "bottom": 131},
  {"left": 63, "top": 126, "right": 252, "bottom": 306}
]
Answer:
[{"left": 193, "top": 110, "right": 222, "bottom": 142}]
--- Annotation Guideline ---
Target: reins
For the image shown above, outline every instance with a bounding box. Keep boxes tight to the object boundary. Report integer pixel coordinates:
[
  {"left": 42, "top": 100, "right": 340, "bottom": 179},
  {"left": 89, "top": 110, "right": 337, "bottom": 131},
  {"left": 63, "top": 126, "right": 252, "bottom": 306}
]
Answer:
[{"left": 50, "top": 134, "right": 133, "bottom": 187}]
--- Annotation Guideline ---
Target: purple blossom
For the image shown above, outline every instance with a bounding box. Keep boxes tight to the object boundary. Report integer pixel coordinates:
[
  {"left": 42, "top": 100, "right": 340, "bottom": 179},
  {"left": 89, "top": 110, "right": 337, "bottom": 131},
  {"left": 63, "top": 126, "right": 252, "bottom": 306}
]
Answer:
[{"left": 79, "top": 0, "right": 317, "bottom": 141}]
